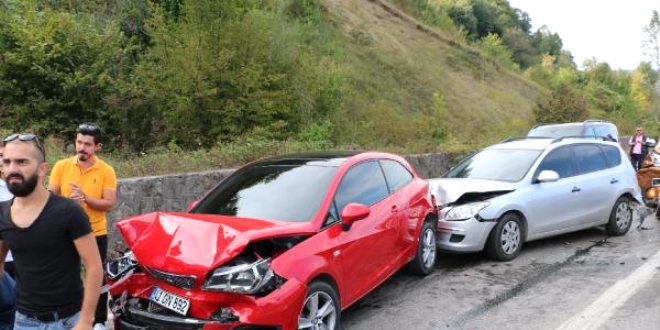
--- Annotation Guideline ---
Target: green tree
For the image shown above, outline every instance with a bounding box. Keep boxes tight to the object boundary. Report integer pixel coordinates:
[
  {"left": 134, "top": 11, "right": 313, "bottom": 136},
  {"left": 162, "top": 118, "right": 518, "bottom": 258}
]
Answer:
[
  {"left": 0, "top": 0, "right": 123, "bottom": 141},
  {"left": 479, "top": 33, "right": 516, "bottom": 68},
  {"left": 630, "top": 62, "right": 657, "bottom": 114},
  {"left": 534, "top": 83, "right": 588, "bottom": 123},
  {"left": 501, "top": 27, "right": 537, "bottom": 68},
  {"left": 126, "top": 0, "right": 345, "bottom": 149},
  {"left": 530, "top": 26, "right": 563, "bottom": 58}
]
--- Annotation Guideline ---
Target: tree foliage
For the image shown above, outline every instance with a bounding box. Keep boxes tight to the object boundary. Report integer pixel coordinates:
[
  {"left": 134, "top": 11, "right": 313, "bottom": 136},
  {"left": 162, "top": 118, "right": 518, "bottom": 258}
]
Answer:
[
  {"left": 119, "top": 0, "right": 345, "bottom": 149},
  {"left": 0, "top": 0, "right": 658, "bottom": 154},
  {"left": 0, "top": 0, "right": 346, "bottom": 151},
  {"left": 534, "top": 83, "right": 588, "bottom": 124},
  {"left": 0, "top": 0, "right": 124, "bottom": 140}
]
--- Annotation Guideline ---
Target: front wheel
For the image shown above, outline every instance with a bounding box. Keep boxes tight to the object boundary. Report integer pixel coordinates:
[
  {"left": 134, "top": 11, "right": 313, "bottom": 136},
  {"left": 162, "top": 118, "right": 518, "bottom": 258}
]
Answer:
[
  {"left": 606, "top": 197, "right": 632, "bottom": 235},
  {"left": 407, "top": 221, "right": 437, "bottom": 276},
  {"left": 485, "top": 213, "right": 523, "bottom": 261},
  {"left": 299, "top": 281, "right": 341, "bottom": 330}
]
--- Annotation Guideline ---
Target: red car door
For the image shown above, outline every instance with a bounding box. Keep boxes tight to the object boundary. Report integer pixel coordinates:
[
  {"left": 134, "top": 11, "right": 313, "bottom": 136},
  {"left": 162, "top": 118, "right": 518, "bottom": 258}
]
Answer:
[{"left": 332, "top": 160, "right": 400, "bottom": 306}]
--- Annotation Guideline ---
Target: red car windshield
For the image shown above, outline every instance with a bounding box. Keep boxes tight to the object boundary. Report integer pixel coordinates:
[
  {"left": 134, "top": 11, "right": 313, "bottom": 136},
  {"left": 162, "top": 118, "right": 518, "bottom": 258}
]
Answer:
[{"left": 192, "top": 164, "right": 338, "bottom": 222}]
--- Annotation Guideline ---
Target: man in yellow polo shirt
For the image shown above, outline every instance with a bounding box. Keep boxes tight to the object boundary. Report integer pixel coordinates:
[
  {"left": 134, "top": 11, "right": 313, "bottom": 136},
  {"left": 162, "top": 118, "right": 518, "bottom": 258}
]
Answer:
[{"left": 49, "top": 123, "right": 116, "bottom": 330}]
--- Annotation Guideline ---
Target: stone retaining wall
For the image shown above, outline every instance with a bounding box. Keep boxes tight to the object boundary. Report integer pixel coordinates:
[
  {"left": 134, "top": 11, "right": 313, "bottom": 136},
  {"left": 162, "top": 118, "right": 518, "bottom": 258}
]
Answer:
[{"left": 106, "top": 153, "right": 460, "bottom": 248}]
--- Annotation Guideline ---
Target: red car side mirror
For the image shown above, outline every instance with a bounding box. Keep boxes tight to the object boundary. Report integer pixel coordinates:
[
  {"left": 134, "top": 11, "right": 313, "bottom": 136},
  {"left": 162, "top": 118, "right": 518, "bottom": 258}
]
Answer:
[{"left": 341, "top": 203, "right": 370, "bottom": 227}]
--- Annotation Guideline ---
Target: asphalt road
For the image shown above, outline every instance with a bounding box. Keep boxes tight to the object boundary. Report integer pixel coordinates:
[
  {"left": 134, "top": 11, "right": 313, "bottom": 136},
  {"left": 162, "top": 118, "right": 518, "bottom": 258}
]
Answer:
[{"left": 342, "top": 212, "right": 660, "bottom": 330}]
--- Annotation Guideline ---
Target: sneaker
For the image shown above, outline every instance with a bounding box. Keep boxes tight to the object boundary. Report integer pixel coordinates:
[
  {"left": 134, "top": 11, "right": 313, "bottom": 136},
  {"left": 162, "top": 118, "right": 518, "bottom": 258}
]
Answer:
[{"left": 93, "top": 323, "right": 106, "bottom": 330}]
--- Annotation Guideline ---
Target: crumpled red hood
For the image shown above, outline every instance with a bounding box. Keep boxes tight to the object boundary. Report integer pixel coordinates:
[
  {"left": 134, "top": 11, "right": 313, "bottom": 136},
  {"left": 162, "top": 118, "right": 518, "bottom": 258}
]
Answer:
[{"left": 115, "top": 212, "right": 316, "bottom": 276}]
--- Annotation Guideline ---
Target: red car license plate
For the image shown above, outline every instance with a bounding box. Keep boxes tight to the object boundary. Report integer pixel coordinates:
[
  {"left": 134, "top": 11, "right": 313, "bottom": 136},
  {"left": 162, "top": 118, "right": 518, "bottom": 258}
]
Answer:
[{"left": 149, "top": 287, "right": 190, "bottom": 315}]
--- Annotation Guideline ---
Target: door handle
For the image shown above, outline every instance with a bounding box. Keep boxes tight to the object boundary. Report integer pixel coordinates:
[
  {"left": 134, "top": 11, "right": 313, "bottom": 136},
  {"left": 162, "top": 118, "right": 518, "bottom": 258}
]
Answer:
[
  {"left": 610, "top": 178, "right": 618, "bottom": 184},
  {"left": 571, "top": 187, "right": 581, "bottom": 193}
]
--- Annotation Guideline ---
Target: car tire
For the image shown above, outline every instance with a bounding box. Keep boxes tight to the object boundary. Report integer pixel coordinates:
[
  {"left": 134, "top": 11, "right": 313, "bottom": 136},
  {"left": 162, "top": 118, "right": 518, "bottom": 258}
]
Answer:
[
  {"left": 606, "top": 197, "right": 632, "bottom": 235},
  {"left": 299, "top": 281, "right": 341, "bottom": 330},
  {"left": 485, "top": 213, "right": 523, "bottom": 261},
  {"left": 407, "top": 221, "right": 437, "bottom": 276}
]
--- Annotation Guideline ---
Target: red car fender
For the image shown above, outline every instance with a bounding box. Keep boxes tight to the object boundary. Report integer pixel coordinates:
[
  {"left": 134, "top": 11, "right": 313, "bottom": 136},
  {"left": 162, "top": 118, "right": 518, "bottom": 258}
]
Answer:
[
  {"left": 271, "top": 251, "right": 342, "bottom": 292},
  {"left": 269, "top": 226, "right": 345, "bottom": 305},
  {"left": 232, "top": 278, "right": 307, "bottom": 330}
]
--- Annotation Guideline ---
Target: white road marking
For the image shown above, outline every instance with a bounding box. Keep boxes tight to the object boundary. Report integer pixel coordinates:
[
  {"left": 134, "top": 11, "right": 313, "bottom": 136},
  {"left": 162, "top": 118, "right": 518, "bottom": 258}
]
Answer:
[{"left": 555, "top": 248, "right": 660, "bottom": 330}]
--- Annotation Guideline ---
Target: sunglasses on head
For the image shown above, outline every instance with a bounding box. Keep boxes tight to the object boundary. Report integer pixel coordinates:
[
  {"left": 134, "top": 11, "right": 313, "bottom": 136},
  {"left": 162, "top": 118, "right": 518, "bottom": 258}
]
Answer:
[
  {"left": 77, "top": 123, "right": 100, "bottom": 132},
  {"left": 3, "top": 133, "right": 46, "bottom": 160}
]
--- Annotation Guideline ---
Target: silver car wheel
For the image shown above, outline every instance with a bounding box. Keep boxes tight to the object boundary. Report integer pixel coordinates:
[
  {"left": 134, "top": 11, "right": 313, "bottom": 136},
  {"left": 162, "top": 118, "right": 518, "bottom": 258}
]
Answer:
[
  {"left": 299, "top": 290, "right": 338, "bottom": 330},
  {"left": 421, "top": 227, "right": 437, "bottom": 269},
  {"left": 614, "top": 201, "right": 631, "bottom": 229},
  {"left": 500, "top": 220, "right": 521, "bottom": 255}
]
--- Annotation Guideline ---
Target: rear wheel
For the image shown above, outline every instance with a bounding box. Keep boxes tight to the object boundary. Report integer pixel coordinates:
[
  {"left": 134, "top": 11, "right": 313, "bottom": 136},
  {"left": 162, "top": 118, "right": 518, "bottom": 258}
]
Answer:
[
  {"left": 606, "top": 197, "right": 632, "bottom": 235},
  {"left": 407, "top": 221, "right": 437, "bottom": 275},
  {"left": 299, "top": 281, "right": 341, "bottom": 330},
  {"left": 486, "top": 213, "right": 523, "bottom": 261}
]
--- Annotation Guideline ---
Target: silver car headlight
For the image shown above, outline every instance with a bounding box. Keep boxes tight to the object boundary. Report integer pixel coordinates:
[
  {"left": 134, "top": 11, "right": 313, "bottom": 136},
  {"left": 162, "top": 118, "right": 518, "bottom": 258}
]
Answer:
[
  {"left": 444, "top": 202, "right": 490, "bottom": 221},
  {"left": 203, "top": 258, "right": 275, "bottom": 294}
]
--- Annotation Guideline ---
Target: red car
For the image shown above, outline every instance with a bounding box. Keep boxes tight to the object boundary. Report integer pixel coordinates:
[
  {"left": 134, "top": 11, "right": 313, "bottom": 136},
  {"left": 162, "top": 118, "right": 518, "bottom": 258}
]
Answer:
[{"left": 105, "top": 151, "right": 437, "bottom": 330}]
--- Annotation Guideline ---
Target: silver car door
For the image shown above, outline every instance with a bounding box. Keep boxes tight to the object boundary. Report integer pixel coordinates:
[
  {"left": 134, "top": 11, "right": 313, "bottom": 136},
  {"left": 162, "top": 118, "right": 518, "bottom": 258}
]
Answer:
[
  {"left": 523, "top": 146, "right": 583, "bottom": 236},
  {"left": 571, "top": 144, "right": 616, "bottom": 224}
]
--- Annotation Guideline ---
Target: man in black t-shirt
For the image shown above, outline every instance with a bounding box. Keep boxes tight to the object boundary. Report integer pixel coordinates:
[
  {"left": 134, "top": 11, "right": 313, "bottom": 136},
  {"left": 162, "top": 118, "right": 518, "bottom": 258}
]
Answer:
[{"left": 0, "top": 134, "right": 102, "bottom": 330}]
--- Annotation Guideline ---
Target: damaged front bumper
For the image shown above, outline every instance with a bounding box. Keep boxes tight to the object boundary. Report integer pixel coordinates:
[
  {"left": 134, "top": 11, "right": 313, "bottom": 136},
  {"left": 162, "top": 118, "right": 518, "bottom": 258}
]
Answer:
[
  {"left": 107, "top": 269, "right": 307, "bottom": 330},
  {"left": 436, "top": 210, "right": 496, "bottom": 253}
]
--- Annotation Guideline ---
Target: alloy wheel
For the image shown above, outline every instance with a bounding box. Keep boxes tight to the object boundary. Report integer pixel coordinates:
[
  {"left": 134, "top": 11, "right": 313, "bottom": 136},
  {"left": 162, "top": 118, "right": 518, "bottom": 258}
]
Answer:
[
  {"left": 299, "top": 291, "right": 338, "bottom": 330},
  {"left": 615, "top": 202, "right": 631, "bottom": 230},
  {"left": 421, "top": 227, "right": 437, "bottom": 269},
  {"left": 500, "top": 221, "right": 520, "bottom": 255}
]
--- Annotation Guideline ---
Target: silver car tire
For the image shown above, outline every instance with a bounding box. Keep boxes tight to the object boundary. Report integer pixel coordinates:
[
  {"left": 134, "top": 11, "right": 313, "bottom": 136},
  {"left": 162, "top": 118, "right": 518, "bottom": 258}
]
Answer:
[
  {"left": 299, "top": 281, "right": 341, "bottom": 330},
  {"left": 486, "top": 213, "right": 523, "bottom": 261},
  {"left": 605, "top": 197, "right": 632, "bottom": 236}
]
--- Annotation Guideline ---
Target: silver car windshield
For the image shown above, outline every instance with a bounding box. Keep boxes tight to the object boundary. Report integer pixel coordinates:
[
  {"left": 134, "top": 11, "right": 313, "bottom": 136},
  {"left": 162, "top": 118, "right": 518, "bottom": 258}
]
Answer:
[
  {"left": 446, "top": 148, "right": 542, "bottom": 182},
  {"left": 528, "top": 125, "right": 582, "bottom": 138}
]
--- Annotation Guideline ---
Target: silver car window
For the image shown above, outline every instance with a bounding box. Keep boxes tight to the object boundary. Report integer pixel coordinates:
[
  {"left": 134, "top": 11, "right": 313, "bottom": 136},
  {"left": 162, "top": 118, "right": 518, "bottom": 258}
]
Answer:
[
  {"left": 573, "top": 144, "right": 608, "bottom": 174},
  {"left": 593, "top": 125, "right": 617, "bottom": 141},
  {"left": 536, "top": 146, "right": 575, "bottom": 178},
  {"left": 600, "top": 145, "right": 622, "bottom": 167}
]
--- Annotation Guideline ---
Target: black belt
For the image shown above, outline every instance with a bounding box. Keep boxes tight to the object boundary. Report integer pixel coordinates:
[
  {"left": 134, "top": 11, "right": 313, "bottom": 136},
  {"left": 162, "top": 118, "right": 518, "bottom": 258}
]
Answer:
[{"left": 21, "top": 305, "right": 79, "bottom": 322}]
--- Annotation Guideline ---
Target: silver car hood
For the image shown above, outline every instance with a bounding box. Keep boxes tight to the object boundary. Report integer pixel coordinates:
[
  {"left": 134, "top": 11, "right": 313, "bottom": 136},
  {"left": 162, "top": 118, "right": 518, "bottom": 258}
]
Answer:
[{"left": 428, "top": 178, "right": 518, "bottom": 205}]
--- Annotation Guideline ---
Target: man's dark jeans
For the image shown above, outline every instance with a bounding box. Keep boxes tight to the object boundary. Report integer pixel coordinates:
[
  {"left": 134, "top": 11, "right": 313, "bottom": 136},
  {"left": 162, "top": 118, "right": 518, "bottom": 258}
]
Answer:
[{"left": 0, "top": 273, "right": 15, "bottom": 330}]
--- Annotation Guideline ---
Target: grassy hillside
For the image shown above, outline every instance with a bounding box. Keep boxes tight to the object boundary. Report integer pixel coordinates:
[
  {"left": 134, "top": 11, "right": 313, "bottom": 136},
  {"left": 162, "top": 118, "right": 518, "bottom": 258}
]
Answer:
[
  {"left": 323, "top": 0, "right": 544, "bottom": 152},
  {"left": 5, "top": 0, "right": 651, "bottom": 178},
  {"left": 32, "top": 0, "right": 548, "bottom": 178}
]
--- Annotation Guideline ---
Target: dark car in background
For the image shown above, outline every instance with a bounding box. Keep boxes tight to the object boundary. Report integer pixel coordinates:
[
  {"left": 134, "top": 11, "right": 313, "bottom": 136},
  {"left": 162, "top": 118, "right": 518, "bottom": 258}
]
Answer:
[
  {"left": 527, "top": 120, "right": 619, "bottom": 142},
  {"left": 105, "top": 151, "right": 438, "bottom": 330}
]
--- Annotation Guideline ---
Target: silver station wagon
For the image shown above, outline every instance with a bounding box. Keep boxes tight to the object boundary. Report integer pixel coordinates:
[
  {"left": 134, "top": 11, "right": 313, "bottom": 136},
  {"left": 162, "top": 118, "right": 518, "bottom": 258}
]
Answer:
[{"left": 429, "top": 137, "right": 643, "bottom": 261}]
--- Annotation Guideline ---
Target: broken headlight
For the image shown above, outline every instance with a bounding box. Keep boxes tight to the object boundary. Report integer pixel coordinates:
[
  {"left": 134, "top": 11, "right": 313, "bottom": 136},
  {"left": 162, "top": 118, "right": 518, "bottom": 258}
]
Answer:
[
  {"left": 444, "top": 201, "right": 489, "bottom": 221},
  {"left": 203, "top": 258, "right": 276, "bottom": 295},
  {"left": 106, "top": 251, "right": 138, "bottom": 280}
]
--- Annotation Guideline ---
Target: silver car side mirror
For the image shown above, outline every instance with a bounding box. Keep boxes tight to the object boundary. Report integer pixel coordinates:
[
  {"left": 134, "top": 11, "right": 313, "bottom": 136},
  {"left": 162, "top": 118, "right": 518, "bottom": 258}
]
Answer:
[{"left": 536, "top": 170, "right": 560, "bottom": 183}]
